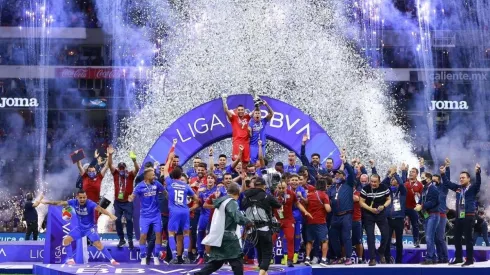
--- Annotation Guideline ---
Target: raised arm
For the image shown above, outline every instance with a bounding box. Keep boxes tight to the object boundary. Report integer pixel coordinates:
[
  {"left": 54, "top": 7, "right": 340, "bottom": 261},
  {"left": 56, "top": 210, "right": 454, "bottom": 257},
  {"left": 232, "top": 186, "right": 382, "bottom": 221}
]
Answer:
[
  {"left": 474, "top": 163, "right": 482, "bottom": 192},
  {"left": 343, "top": 154, "right": 355, "bottom": 187},
  {"left": 208, "top": 147, "right": 215, "bottom": 171},
  {"left": 445, "top": 158, "right": 451, "bottom": 179},
  {"left": 419, "top": 157, "right": 425, "bottom": 175},
  {"left": 131, "top": 154, "right": 140, "bottom": 174},
  {"left": 222, "top": 94, "right": 234, "bottom": 119},
  {"left": 440, "top": 166, "right": 459, "bottom": 192},
  {"left": 401, "top": 163, "right": 408, "bottom": 183},
  {"left": 76, "top": 159, "right": 85, "bottom": 176},
  {"left": 107, "top": 145, "right": 116, "bottom": 174},
  {"left": 263, "top": 100, "right": 274, "bottom": 120},
  {"left": 300, "top": 134, "right": 310, "bottom": 166},
  {"left": 100, "top": 161, "right": 109, "bottom": 177},
  {"left": 163, "top": 152, "right": 174, "bottom": 178}
]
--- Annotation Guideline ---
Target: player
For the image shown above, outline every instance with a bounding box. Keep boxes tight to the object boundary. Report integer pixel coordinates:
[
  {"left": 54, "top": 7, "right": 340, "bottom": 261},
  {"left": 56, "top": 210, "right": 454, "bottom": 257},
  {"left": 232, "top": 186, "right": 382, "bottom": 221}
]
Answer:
[
  {"left": 42, "top": 189, "right": 118, "bottom": 265},
  {"left": 128, "top": 168, "right": 165, "bottom": 265},
  {"left": 163, "top": 152, "right": 199, "bottom": 264},
  {"left": 248, "top": 99, "right": 273, "bottom": 165},
  {"left": 222, "top": 94, "right": 251, "bottom": 164}
]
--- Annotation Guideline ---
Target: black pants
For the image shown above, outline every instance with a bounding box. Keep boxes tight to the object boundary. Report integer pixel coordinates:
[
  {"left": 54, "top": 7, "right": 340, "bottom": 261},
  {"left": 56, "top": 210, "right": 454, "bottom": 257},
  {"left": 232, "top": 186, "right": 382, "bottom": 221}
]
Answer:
[
  {"left": 255, "top": 230, "right": 273, "bottom": 271},
  {"left": 385, "top": 218, "right": 404, "bottom": 263},
  {"left": 25, "top": 221, "right": 38, "bottom": 241},
  {"left": 114, "top": 201, "right": 134, "bottom": 240},
  {"left": 454, "top": 216, "right": 475, "bottom": 262},
  {"left": 363, "top": 211, "right": 389, "bottom": 260},
  {"left": 195, "top": 258, "right": 243, "bottom": 275}
]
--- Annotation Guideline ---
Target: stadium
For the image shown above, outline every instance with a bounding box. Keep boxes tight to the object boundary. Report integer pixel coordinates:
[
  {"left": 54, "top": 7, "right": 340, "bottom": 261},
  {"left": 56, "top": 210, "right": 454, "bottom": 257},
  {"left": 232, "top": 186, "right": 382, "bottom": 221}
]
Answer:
[{"left": 0, "top": 0, "right": 489, "bottom": 275}]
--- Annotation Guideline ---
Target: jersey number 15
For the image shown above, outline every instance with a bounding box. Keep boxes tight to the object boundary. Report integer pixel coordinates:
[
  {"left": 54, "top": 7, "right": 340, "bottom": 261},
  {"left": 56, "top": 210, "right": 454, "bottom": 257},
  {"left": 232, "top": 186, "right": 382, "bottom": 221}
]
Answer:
[{"left": 175, "top": 190, "right": 185, "bottom": 205}]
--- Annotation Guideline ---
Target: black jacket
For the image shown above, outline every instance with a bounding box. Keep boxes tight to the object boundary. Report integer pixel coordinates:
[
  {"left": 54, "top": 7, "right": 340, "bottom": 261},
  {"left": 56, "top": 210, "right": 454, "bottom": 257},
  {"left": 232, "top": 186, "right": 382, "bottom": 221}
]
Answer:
[{"left": 241, "top": 188, "right": 281, "bottom": 222}]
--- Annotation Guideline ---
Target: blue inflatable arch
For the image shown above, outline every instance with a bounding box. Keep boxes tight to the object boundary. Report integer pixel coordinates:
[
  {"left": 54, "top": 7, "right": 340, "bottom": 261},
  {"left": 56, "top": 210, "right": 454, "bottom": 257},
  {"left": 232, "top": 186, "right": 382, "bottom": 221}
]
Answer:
[{"left": 142, "top": 94, "right": 340, "bottom": 168}]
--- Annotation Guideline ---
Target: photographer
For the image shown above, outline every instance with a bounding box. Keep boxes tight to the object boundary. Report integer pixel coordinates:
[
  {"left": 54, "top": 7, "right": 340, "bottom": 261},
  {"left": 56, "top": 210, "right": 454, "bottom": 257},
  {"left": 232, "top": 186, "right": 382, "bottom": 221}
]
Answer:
[{"left": 241, "top": 178, "right": 281, "bottom": 275}]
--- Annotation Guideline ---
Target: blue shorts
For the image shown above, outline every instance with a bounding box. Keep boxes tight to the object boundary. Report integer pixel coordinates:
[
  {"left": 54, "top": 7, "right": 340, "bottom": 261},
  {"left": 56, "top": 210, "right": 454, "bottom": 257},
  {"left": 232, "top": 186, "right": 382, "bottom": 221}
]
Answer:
[
  {"left": 250, "top": 145, "right": 266, "bottom": 164},
  {"left": 69, "top": 226, "right": 101, "bottom": 242},
  {"left": 198, "top": 214, "right": 210, "bottom": 231},
  {"left": 306, "top": 223, "right": 328, "bottom": 243},
  {"left": 352, "top": 220, "right": 362, "bottom": 246},
  {"left": 140, "top": 215, "right": 162, "bottom": 235},
  {"left": 168, "top": 210, "right": 190, "bottom": 232}
]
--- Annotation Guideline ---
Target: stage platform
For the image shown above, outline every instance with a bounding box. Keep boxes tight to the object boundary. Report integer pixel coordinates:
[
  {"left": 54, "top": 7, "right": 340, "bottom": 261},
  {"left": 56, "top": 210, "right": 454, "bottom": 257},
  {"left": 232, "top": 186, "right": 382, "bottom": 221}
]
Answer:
[
  {"left": 1, "top": 241, "right": 489, "bottom": 264},
  {"left": 0, "top": 263, "right": 311, "bottom": 275},
  {"left": 1, "top": 262, "right": 490, "bottom": 275}
]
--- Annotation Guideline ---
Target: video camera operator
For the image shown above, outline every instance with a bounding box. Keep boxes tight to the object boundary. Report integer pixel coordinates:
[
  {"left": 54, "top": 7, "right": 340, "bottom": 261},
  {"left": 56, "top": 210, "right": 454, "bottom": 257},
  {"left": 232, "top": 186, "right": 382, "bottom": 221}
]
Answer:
[{"left": 241, "top": 177, "right": 281, "bottom": 275}]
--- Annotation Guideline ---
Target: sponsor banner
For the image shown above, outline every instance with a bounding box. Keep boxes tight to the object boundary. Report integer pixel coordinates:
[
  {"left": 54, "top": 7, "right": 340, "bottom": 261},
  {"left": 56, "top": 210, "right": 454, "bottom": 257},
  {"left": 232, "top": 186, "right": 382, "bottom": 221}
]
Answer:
[
  {"left": 0, "top": 97, "right": 39, "bottom": 108},
  {"left": 54, "top": 67, "right": 149, "bottom": 79},
  {"left": 0, "top": 232, "right": 120, "bottom": 242}
]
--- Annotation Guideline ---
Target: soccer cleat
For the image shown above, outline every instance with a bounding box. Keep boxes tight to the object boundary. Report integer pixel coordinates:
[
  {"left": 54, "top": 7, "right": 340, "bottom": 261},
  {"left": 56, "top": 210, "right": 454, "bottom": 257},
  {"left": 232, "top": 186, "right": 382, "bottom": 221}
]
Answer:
[
  {"left": 281, "top": 255, "right": 287, "bottom": 265},
  {"left": 368, "top": 259, "right": 376, "bottom": 266},
  {"left": 344, "top": 259, "right": 353, "bottom": 265},
  {"left": 110, "top": 259, "right": 120, "bottom": 265},
  {"left": 154, "top": 257, "right": 161, "bottom": 265},
  {"left": 128, "top": 241, "right": 134, "bottom": 250},
  {"left": 304, "top": 257, "right": 311, "bottom": 266},
  {"left": 159, "top": 251, "right": 167, "bottom": 261},
  {"left": 311, "top": 257, "right": 319, "bottom": 264},
  {"left": 293, "top": 253, "right": 299, "bottom": 264},
  {"left": 140, "top": 258, "right": 147, "bottom": 265},
  {"left": 319, "top": 260, "right": 329, "bottom": 267},
  {"left": 169, "top": 258, "right": 180, "bottom": 264},
  {"left": 66, "top": 259, "right": 75, "bottom": 265},
  {"left": 196, "top": 257, "right": 205, "bottom": 265},
  {"left": 287, "top": 260, "right": 294, "bottom": 267},
  {"left": 462, "top": 261, "right": 474, "bottom": 267}
]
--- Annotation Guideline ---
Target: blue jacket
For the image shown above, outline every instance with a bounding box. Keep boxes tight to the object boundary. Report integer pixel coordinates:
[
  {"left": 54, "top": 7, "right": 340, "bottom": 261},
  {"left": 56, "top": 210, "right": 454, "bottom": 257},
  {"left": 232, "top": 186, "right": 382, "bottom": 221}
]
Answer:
[
  {"left": 383, "top": 174, "right": 406, "bottom": 219},
  {"left": 442, "top": 168, "right": 481, "bottom": 216},
  {"left": 327, "top": 162, "right": 355, "bottom": 214},
  {"left": 436, "top": 167, "right": 450, "bottom": 214},
  {"left": 300, "top": 144, "right": 326, "bottom": 178},
  {"left": 421, "top": 183, "right": 440, "bottom": 213}
]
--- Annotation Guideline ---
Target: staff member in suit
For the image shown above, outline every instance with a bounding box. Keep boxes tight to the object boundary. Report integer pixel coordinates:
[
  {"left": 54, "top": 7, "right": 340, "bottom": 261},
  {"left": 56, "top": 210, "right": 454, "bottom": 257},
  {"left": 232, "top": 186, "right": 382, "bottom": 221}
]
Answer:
[{"left": 23, "top": 192, "right": 43, "bottom": 240}]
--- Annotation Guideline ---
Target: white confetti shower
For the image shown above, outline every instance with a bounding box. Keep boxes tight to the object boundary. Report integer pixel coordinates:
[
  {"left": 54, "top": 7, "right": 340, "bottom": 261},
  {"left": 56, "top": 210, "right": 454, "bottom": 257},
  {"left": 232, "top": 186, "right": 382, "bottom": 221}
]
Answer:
[{"left": 98, "top": 1, "right": 419, "bottom": 228}]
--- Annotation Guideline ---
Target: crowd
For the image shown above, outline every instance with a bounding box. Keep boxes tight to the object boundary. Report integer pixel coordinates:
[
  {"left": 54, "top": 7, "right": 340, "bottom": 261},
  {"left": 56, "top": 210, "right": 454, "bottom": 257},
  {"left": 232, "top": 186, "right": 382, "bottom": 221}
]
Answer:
[
  {"left": 0, "top": 0, "right": 100, "bottom": 28},
  {"left": 22, "top": 95, "right": 488, "bottom": 275}
]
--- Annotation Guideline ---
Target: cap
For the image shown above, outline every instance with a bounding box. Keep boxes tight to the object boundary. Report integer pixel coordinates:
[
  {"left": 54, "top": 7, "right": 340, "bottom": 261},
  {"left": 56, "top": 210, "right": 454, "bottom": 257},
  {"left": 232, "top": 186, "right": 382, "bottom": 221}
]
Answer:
[
  {"left": 335, "top": 170, "right": 345, "bottom": 176},
  {"left": 255, "top": 177, "right": 266, "bottom": 186}
]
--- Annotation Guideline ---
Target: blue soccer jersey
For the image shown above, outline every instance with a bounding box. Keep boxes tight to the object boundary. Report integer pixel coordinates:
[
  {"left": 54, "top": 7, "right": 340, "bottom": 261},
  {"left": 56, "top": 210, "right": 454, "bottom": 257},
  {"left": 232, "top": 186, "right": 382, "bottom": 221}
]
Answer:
[
  {"left": 249, "top": 118, "right": 268, "bottom": 146},
  {"left": 68, "top": 199, "right": 98, "bottom": 231},
  {"left": 133, "top": 181, "right": 165, "bottom": 219},
  {"left": 199, "top": 186, "right": 218, "bottom": 216},
  {"left": 166, "top": 177, "right": 196, "bottom": 211}
]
